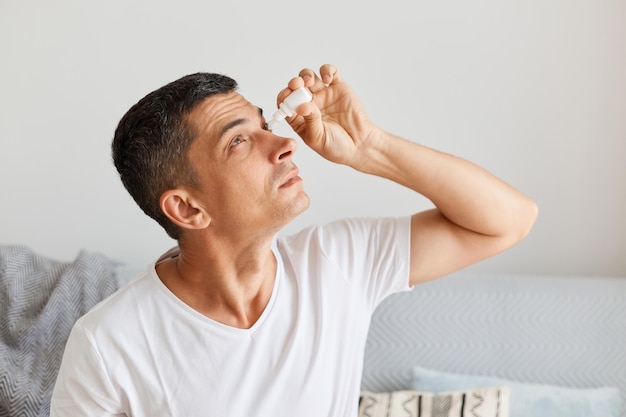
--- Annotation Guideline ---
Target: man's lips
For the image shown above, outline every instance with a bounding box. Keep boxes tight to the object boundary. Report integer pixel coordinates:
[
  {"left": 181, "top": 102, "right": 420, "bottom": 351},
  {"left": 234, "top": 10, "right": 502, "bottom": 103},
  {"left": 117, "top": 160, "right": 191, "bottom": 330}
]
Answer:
[{"left": 279, "top": 168, "right": 302, "bottom": 188}]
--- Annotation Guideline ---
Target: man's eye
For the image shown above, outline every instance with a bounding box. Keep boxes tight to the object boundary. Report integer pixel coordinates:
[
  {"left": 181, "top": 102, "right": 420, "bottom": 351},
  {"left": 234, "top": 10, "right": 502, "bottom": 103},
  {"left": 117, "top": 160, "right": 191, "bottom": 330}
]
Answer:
[
  {"left": 263, "top": 122, "right": 271, "bottom": 131},
  {"left": 230, "top": 135, "right": 244, "bottom": 147}
]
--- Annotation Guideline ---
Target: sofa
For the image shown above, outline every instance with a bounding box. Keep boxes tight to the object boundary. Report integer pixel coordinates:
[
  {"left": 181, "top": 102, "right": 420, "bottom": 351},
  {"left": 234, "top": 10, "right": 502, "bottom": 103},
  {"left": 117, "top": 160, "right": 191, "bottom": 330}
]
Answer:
[
  {"left": 361, "top": 272, "right": 625, "bottom": 416},
  {"left": 1, "top": 245, "right": 624, "bottom": 416}
]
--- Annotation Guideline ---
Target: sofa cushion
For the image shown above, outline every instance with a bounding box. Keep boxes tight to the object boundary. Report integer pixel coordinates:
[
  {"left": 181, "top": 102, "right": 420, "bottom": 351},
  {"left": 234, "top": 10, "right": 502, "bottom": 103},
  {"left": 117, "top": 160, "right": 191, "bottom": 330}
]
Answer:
[{"left": 411, "top": 366, "right": 620, "bottom": 417}]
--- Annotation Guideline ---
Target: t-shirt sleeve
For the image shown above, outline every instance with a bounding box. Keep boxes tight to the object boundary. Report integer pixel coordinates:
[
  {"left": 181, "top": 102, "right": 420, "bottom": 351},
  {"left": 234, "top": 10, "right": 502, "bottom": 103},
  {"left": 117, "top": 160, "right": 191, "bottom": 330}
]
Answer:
[
  {"left": 316, "top": 216, "right": 412, "bottom": 308},
  {"left": 50, "top": 322, "right": 122, "bottom": 417}
]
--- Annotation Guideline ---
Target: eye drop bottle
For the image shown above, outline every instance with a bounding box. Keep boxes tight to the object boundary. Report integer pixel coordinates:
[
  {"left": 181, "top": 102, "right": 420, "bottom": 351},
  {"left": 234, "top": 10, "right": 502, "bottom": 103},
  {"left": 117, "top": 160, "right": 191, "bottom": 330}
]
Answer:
[{"left": 268, "top": 87, "right": 313, "bottom": 129}]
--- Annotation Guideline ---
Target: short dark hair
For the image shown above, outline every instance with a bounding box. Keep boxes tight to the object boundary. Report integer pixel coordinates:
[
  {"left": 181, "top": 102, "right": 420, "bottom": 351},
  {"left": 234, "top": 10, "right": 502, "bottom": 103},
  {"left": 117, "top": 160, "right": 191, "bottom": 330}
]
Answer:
[{"left": 112, "top": 72, "right": 238, "bottom": 239}]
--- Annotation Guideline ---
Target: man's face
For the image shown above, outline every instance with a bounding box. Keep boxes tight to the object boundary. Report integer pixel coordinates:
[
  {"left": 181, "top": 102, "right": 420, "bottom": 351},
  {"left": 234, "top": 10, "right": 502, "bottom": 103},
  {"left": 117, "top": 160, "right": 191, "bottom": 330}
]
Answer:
[{"left": 185, "top": 91, "right": 310, "bottom": 236}]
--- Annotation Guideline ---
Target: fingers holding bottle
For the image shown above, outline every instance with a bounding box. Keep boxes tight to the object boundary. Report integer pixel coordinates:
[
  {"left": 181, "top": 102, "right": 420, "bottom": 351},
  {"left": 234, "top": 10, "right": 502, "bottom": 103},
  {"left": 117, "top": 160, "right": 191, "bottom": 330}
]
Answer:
[{"left": 273, "top": 64, "right": 377, "bottom": 166}]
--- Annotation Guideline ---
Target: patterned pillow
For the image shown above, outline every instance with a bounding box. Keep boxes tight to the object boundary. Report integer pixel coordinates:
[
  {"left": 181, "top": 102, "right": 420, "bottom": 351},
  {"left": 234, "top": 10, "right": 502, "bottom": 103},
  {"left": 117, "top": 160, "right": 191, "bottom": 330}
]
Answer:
[{"left": 359, "top": 387, "right": 510, "bottom": 417}]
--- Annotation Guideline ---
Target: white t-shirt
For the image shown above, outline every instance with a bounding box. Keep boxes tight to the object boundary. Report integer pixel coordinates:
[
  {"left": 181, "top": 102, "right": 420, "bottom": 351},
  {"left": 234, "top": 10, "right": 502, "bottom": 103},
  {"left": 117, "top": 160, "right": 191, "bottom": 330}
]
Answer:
[{"left": 51, "top": 217, "right": 411, "bottom": 417}]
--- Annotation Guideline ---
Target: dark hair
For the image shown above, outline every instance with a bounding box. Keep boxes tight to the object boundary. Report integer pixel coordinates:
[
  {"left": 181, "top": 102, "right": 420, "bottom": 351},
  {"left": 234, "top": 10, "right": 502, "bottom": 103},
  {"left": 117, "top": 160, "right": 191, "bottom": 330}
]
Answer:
[{"left": 112, "top": 72, "right": 238, "bottom": 239}]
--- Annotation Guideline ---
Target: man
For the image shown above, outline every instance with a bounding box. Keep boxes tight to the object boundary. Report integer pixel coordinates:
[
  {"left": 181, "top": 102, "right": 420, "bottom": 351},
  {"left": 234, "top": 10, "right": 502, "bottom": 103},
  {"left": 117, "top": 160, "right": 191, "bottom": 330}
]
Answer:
[{"left": 51, "top": 64, "right": 537, "bottom": 416}]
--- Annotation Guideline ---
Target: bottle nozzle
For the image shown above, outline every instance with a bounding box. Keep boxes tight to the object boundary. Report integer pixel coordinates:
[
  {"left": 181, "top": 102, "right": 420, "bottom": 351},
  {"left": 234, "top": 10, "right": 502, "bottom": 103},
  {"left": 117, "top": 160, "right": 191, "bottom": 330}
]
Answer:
[
  {"left": 268, "top": 86, "right": 312, "bottom": 129},
  {"left": 268, "top": 112, "right": 286, "bottom": 130}
]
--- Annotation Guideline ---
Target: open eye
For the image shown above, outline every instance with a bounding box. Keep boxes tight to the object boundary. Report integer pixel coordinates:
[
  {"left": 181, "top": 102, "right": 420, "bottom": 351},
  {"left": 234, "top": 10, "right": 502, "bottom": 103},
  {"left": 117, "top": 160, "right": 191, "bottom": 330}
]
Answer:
[
  {"left": 262, "top": 122, "right": 271, "bottom": 131},
  {"left": 229, "top": 135, "right": 245, "bottom": 148}
]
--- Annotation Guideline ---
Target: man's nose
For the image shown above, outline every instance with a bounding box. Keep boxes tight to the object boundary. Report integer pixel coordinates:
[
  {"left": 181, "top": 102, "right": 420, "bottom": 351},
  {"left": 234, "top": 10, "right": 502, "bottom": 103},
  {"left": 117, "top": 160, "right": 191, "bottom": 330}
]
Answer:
[{"left": 268, "top": 134, "right": 297, "bottom": 164}]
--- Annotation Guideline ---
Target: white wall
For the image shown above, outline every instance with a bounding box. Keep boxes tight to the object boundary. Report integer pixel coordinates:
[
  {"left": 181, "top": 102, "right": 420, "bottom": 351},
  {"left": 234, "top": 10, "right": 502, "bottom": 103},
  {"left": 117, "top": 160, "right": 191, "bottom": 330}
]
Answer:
[{"left": 1, "top": 0, "right": 624, "bottom": 276}]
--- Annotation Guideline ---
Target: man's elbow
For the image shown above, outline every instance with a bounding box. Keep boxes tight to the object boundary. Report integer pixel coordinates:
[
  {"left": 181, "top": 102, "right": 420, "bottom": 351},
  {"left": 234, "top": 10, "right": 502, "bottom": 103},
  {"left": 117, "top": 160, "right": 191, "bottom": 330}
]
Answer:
[{"left": 509, "top": 197, "right": 539, "bottom": 245}]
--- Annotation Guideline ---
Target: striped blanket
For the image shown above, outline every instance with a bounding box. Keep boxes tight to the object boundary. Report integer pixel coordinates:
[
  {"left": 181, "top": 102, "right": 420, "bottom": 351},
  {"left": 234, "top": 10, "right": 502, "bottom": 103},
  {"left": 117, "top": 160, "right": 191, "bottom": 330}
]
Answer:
[{"left": 0, "top": 245, "right": 120, "bottom": 417}]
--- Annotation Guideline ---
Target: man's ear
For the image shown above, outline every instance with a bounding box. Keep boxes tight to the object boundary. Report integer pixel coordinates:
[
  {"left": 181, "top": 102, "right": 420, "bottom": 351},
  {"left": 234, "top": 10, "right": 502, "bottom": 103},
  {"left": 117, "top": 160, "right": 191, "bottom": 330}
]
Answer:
[{"left": 160, "top": 189, "right": 211, "bottom": 231}]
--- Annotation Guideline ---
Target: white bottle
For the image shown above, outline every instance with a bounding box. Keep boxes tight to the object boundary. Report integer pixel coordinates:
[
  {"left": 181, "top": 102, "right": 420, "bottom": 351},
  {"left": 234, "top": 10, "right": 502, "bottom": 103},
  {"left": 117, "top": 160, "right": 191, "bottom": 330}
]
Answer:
[{"left": 267, "top": 87, "right": 313, "bottom": 129}]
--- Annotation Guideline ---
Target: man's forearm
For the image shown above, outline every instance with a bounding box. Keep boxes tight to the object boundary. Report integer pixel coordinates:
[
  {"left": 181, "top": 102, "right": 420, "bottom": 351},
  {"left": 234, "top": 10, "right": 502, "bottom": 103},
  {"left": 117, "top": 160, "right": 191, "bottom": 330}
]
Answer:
[{"left": 354, "top": 130, "right": 537, "bottom": 240}]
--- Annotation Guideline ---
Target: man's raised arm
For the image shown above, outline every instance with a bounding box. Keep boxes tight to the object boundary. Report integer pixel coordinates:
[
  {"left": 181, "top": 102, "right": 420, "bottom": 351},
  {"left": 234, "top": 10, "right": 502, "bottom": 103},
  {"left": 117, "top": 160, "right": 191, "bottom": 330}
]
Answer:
[{"left": 281, "top": 64, "right": 538, "bottom": 285}]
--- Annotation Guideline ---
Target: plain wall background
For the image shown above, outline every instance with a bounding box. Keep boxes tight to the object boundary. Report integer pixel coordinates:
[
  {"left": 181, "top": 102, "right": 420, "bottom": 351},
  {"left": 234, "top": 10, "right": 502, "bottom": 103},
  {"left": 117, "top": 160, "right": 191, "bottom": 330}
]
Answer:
[{"left": 1, "top": 0, "right": 624, "bottom": 276}]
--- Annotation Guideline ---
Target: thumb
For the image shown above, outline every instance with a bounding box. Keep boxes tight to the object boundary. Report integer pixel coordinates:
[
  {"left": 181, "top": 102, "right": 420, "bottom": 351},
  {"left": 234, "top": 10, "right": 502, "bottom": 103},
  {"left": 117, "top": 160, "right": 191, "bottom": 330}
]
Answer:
[{"left": 296, "top": 101, "right": 325, "bottom": 149}]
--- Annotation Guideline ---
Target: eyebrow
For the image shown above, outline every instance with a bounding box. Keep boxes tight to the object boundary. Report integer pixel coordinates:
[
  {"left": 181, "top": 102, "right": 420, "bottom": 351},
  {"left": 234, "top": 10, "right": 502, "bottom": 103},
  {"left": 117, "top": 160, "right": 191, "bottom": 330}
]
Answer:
[{"left": 217, "top": 107, "right": 264, "bottom": 140}]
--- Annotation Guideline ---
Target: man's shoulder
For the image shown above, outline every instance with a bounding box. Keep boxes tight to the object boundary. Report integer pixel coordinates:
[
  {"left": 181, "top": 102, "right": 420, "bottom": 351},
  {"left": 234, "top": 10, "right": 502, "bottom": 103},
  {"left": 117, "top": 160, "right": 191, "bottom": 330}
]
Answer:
[{"left": 76, "top": 269, "right": 155, "bottom": 332}]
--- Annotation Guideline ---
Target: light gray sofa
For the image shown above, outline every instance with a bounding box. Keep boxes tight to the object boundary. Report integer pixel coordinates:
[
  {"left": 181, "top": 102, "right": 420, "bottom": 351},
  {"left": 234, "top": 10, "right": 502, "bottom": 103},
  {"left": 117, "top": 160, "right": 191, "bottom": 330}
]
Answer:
[{"left": 361, "top": 272, "right": 626, "bottom": 416}]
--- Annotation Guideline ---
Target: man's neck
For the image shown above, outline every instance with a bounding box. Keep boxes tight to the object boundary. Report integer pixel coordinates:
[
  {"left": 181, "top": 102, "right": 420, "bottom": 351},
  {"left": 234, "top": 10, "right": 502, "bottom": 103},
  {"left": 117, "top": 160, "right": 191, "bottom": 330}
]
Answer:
[{"left": 155, "top": 234, "right": 277, "bottom": 329}]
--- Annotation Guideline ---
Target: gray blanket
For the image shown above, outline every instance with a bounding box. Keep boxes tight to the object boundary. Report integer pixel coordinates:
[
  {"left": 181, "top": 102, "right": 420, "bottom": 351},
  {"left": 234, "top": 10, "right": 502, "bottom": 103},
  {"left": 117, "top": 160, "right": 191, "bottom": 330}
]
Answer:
[{"left": 0, "top": 245, "right": 120, "bottom": 417}]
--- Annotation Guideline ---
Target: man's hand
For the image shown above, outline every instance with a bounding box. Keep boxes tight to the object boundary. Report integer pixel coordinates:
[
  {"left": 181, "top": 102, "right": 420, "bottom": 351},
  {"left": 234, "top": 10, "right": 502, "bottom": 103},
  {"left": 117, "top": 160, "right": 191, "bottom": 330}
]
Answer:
[{"left": 276, "top": 64, "right": 378, "bottom": 169}]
